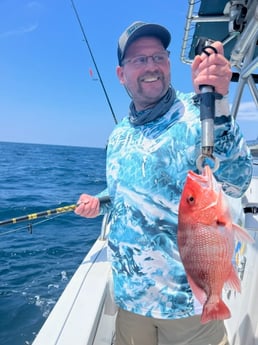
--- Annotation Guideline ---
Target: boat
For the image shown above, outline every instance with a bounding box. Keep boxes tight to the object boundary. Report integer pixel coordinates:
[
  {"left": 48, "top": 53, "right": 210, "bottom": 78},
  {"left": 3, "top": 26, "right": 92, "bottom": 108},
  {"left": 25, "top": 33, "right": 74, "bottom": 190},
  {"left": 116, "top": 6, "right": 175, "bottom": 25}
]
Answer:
[{"left": 32, "top": 0, "right": 258, "bottom": 344}]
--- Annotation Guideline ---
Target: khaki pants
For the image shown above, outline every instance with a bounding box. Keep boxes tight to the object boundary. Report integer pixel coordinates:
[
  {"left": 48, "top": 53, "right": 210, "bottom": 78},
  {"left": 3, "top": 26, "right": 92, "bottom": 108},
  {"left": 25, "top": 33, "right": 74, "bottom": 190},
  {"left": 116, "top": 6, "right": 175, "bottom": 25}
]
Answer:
[{"left": 115, "top": 308, "right": 229, "bottom": 345}]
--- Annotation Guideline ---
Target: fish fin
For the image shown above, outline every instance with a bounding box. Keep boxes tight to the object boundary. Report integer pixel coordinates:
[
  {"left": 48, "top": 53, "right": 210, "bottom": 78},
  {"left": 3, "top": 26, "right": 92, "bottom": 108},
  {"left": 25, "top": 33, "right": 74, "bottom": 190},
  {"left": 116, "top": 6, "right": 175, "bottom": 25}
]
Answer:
[
  {"left": 233, "top": 223, "right": 254, "bottom": 244},
  {"left": 201, "top": 298, "right": 231, "bottom": 324},
  {"left": 216, "top": 189, "right": 254, "bottom": 245},
  {"left": 187, "top": 274, "right": 206, "bottom": 305},
  {"left": 224, "top": 264, "right": 241, "bottom": 292}
]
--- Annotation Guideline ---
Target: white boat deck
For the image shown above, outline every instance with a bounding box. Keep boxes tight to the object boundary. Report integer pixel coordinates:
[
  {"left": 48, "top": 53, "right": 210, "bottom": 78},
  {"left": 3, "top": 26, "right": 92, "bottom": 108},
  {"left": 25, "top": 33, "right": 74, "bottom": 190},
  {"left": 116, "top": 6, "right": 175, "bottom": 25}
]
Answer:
[{"left": 32, "top": 234, "right": 116, "bottom": 345}]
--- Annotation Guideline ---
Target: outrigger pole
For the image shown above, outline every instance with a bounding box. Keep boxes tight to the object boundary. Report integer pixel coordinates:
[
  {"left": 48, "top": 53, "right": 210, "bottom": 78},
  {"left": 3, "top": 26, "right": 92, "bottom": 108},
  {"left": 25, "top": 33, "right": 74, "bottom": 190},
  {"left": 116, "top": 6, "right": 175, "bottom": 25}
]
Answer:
[
  {"left": 70, "top": 0, "right": 118, "bottom": 124},
  {"left": 0, "top": 196, "right": 110, "bottom": 227}
]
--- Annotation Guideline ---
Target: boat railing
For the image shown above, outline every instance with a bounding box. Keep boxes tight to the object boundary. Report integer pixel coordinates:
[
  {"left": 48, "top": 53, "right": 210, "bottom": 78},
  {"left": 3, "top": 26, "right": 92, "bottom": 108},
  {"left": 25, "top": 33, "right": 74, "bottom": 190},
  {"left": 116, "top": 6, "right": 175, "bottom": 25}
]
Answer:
[
  {"left": 181, "top": 0, "right": 258, "bottom": 119},
  {"left": 99, "top": 211, "right": 112, "bottom": 240}
]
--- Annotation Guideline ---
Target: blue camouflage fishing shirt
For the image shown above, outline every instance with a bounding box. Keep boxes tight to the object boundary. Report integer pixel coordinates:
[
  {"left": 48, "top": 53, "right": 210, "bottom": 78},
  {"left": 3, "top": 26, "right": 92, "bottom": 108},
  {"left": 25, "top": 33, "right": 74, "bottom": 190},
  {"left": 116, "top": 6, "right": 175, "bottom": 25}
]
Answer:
[{"left": 99, "top": 91, "right": 252, "bottom": 319}]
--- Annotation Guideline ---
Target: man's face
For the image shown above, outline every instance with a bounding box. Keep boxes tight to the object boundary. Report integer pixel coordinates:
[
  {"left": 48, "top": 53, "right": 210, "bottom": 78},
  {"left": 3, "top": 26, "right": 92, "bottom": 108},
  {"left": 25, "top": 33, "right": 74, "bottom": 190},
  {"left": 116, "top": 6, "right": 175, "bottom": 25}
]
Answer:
[{"left": 117, "top": 37, "right": 171, "bottom": 111}]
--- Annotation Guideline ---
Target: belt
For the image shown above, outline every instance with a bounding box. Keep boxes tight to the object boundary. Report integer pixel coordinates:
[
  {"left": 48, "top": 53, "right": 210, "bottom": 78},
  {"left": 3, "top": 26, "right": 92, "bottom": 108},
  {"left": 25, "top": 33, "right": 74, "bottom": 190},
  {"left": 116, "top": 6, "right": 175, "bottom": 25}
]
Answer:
[{"left": 244, "top": 206, "right": 258, "bottom": 214}]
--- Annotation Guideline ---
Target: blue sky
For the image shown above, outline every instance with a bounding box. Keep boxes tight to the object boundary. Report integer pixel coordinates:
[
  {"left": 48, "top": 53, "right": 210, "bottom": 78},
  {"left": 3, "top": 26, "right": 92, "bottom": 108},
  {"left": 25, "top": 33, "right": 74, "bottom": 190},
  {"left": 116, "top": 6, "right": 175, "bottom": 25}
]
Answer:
[{"left": 0, "top": 0, "right": 257, "bottom": 148}]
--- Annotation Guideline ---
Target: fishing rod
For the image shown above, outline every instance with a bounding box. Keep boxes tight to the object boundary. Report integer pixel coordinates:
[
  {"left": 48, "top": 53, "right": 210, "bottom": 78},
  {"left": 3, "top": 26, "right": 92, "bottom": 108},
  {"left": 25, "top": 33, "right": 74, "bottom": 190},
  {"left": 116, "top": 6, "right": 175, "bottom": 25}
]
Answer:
[
  {"left": 70, "top": 0, "right": 118, "bottom": 125},
  {"left": 0, "top": 196, "right": 110, "bottom": 227}
]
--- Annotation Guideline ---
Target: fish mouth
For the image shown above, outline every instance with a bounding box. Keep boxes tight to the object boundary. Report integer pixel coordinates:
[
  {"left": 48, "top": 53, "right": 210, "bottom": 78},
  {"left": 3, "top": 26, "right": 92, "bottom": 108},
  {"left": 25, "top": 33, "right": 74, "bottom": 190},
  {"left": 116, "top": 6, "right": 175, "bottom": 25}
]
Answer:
[
  {"left": 188, "top": 166, "right": 214, "bottom": 189},
  {"left": 203, "top": 165, "right": 214, "bottom": 182},
  {"left": 186, "top": 166, "right": 219, "bottom": 210}
]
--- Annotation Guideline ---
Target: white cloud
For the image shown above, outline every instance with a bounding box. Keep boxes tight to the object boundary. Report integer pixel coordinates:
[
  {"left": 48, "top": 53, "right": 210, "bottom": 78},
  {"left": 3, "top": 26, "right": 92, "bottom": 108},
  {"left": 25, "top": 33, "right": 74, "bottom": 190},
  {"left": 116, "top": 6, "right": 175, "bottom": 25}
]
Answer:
[
  {"left": 26, "top": 1, "right": 43, "bottom": 10},
  {"left": 233, "top": 101, "right": 258, "bottom": 140},
  {"left": 233, "top": 101, "right": 258, "bottom": 121},
  {"left": 0, "top": 24, "right": 38, "bottom": 38}
]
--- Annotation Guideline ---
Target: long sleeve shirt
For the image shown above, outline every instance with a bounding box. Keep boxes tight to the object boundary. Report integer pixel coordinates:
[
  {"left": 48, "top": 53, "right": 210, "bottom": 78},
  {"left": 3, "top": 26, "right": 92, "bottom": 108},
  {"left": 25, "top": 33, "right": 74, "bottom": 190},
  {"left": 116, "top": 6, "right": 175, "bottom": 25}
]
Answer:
[{"left": 100, "top": 91, "right": 253, "bottom": 319}]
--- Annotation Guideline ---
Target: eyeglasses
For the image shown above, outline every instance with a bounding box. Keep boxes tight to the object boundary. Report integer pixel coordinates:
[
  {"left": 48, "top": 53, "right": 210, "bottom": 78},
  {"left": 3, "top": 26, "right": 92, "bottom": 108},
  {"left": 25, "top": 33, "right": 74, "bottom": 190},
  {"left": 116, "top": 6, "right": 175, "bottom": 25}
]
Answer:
[{"left": 122, "top": 51, "right": 170, "bottom": 68}]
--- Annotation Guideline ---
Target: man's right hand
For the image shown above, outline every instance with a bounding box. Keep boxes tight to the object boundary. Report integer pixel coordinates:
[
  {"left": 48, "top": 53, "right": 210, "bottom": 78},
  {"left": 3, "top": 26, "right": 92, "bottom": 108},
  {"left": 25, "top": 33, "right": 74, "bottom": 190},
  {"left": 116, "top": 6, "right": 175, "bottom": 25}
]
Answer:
[{"left": 75, "top": 194, "right": 100, "bottom": 218}]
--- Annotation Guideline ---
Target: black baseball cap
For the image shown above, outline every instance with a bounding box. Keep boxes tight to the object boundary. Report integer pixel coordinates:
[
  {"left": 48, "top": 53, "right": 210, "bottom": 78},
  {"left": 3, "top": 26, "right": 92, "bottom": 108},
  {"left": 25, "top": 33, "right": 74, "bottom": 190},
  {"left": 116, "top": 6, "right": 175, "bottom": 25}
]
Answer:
[{"left": 117, "top": 21, "right": 171, "bottom": 65}]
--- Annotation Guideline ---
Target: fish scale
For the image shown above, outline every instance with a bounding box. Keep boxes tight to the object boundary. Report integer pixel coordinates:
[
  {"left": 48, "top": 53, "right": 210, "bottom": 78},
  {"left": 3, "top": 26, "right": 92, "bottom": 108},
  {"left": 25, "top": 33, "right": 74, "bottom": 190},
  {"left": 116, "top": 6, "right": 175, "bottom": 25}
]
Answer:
[{"left": 178, "top": 165, "right": 254, "bottom": 324}]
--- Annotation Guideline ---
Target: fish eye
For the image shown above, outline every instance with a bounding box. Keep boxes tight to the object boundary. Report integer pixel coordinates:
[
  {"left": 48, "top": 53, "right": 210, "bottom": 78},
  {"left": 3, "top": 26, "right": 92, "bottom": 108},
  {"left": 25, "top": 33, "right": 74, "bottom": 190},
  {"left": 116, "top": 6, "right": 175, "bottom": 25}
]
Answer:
[{"left": 187, "top": 195, "right": 195, "bottom": 205}]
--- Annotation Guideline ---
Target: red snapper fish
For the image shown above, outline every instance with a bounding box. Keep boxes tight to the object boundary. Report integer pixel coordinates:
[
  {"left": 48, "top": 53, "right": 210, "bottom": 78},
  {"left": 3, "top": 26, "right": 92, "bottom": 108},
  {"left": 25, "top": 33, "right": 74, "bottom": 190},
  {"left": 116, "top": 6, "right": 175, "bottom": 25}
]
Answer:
[{"left": 178, "top": 165, "right": 253, "bottom": 324}]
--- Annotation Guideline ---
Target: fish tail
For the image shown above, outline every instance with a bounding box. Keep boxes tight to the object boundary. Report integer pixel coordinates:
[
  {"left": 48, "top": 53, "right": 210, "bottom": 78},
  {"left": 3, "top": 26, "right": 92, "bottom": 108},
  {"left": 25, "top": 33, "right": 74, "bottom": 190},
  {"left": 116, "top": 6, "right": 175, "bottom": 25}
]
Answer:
[{"left": 201, "top": 299, "right": 231, "bottom": 324}]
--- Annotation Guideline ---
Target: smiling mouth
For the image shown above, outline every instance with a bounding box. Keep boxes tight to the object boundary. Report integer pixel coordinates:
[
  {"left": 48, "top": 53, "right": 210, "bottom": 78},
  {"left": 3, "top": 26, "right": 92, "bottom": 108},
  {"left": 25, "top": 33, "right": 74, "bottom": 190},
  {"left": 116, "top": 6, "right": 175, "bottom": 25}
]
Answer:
[{"left": 141, "top": 76, "right": 161, "bottom": 82}]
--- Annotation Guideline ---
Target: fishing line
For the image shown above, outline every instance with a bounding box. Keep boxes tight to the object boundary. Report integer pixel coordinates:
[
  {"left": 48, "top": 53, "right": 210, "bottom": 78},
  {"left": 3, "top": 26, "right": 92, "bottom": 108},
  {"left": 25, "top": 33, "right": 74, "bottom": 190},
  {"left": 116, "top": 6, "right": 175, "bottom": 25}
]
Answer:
[{"left": 70, "top": 0, "right": 118, "bottom": 125}]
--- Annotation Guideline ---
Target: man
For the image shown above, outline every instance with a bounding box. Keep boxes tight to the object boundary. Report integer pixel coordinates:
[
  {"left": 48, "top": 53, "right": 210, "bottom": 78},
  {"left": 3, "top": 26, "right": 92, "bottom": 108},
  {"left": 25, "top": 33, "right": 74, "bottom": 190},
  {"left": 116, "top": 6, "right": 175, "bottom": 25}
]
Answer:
[{"left": 75, "top": 21, "right": 252, "bottom": 345}]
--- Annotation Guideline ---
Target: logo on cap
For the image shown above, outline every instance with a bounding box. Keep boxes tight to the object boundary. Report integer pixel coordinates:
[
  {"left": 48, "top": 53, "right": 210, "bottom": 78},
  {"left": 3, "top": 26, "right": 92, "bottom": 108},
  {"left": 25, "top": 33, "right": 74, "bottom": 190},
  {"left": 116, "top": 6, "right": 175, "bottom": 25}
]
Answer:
[{"left": 126, "top": 22, "right": 144, "bottom": 37}]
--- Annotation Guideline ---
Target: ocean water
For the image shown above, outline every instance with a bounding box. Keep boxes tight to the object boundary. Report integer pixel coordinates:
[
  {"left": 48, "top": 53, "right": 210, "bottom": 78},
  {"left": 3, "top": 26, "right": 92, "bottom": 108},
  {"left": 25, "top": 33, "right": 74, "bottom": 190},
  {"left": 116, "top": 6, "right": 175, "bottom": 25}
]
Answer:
[
  {"left": 0, "top": 142, "right": 257, "bottom": 345},
  {"left": 0, "top": 142, "right": 107, "bottom": 345}
]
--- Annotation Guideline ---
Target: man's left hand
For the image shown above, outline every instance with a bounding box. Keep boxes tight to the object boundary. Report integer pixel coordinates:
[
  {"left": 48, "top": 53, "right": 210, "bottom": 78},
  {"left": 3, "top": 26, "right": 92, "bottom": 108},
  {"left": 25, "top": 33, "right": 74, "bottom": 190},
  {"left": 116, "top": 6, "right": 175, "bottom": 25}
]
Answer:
[{"left": 192, "top": 41, "right": 232, "bottom": 96}]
